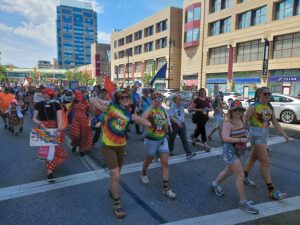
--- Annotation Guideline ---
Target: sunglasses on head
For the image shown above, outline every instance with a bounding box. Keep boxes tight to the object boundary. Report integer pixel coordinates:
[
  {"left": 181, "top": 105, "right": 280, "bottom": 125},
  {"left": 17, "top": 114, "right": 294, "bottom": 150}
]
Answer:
[
  {"left": 120, "top": 95, "right": 129, "bottom": 100},
  {"left": 262, "top": 92, "right": 272, "bottom": 96}
]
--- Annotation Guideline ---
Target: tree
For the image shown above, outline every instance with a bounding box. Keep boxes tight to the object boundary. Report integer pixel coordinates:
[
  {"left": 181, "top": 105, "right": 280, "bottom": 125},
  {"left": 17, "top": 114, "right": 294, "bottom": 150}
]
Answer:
[
  {"left": 0, "top": 65, "right": 6, "bottom": 81},
  {"left": 72, "top": 71, "right": 83, "bottom": 84},
  {"left": 143, "top": 72, "right": 153, "bottom": 87},
  {"left": 87, "top": 78, "right": 96, "bottom": 86},
  {"left": 81, "top": 72, "right": 90, "bottom": 86},
  {"left": 64, "top": 71, "right": 73, "bottom": 82}
]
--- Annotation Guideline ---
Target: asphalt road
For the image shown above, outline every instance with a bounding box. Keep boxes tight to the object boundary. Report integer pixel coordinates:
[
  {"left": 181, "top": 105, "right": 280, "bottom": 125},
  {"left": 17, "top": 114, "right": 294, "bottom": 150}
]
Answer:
[{"left": 1, "top": 112, "right": 300, "bottom": 225}]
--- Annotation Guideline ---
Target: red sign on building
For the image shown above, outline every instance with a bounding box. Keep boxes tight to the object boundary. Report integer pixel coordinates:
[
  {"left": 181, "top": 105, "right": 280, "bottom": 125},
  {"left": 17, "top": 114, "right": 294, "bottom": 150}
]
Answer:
[{"left": 95, "top": 54, "right": 100, "bottom": 77}]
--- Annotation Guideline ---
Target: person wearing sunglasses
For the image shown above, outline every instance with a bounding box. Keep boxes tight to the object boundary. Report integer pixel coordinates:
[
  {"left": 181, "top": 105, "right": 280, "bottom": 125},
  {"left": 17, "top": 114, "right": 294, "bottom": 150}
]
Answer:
[
  {"left": 210, "top": 101, "right": 258, "bottom": 214},
  {"left": 168, "top": 94, "right": 196, "bottom": 159},
  {"left": 89, "top": 89, "right": 150, "bottom": 219},
  {"left": 140, "top": 92, "right": 177, "bottom": 199},
  {"left": 243, "top": 87, "right": 289, "bottom": 200}
]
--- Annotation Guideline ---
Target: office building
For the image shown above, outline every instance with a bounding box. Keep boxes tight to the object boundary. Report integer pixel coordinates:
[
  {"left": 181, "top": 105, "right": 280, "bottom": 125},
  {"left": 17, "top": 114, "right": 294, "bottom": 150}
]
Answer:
[
  {"left": 182, "top": 0, "right": 300, "bottom": 97},
  {"left": 111, "top": 7, "right": 183, "bottom": 90},
  {"left": 56, "top": 0, "right": 97, "bottom": 69}
]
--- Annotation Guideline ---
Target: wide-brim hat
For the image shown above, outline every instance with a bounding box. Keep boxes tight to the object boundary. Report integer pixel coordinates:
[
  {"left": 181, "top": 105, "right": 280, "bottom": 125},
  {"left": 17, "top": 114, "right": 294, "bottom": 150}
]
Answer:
[{"left": 228, "top": 100, "right": 246, "bottom": 112}]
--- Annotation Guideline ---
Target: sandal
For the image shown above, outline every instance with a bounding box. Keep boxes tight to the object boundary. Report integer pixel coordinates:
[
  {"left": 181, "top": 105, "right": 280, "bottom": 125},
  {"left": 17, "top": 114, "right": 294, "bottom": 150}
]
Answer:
[{"left": 113, "top": 206, "right": 126, "bottom": 218}]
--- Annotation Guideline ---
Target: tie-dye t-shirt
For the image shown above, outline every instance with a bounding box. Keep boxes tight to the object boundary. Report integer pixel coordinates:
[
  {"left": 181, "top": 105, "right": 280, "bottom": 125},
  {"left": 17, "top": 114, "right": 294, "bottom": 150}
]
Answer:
[
  {"left": 100, "top": 102, "right": 132, "bottom": 147},
  {"left": 250, "top": 102, "right": 273, "bottom": 128},
  {"left": 146, "top": 106, "right": 167, "bottom": 141}
]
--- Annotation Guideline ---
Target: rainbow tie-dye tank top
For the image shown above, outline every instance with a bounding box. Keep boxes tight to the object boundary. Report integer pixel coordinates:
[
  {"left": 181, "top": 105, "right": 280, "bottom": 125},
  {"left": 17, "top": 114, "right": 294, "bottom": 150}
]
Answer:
[
  {"left": 146, "top": 107, "right": 167, "bottom": 141},
  {"left": 250, "top": 102, "right": 273, "bottom": 128},
  {"left": 100, "top": 102, "right": 131, "bottom": 147}
]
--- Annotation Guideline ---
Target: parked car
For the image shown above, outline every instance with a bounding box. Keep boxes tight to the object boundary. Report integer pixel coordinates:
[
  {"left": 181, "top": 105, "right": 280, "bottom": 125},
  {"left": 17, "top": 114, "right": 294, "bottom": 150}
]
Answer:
[
  {"left": 161, "top": 89, "right": 180, "bottom": 98},
  {"left": 165, "top": 91, "right": 194, "bottom": 108},
  {"left": 242, "top": 94, "right": 300, "bottom": 124},
  {"left": 222, "top": 92, "right": 243, "bottom": 103}
]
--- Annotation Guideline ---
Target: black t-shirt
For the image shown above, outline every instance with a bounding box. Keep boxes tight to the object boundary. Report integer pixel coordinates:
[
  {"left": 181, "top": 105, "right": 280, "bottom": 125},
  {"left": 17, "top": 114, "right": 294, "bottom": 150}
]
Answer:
[
  {"left": 35, "top": 101, "right": 61, "bottom": 121},
  {"left": 193, "top": 97, "right": 210, "bottom": 121}
]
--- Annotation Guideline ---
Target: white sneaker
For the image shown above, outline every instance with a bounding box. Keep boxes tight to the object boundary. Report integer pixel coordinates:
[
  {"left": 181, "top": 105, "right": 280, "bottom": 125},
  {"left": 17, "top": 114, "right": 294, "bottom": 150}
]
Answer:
[
  {"left": 141, "top": 175, "right": 150, "bottom": 184},
  {"left": 163, "top": 190, "right": 177, "bottom": 199}
]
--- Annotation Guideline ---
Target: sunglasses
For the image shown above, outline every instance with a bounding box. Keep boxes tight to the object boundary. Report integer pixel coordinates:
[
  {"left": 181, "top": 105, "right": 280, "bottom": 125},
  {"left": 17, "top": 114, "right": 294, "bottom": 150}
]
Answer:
[
  {"left": 262, "top": 92, "right": 272, "bottom": 96},
  {"left": 120, "top": 96, "right": 129, "bottom": 100},
  {"left": 155, "top": 97, "right": 163, "bottom": 102}
]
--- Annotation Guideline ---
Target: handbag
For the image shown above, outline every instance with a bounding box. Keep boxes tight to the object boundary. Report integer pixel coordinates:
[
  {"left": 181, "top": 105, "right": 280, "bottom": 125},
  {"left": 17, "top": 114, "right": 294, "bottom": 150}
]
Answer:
[{"left": 234, "top": 142, "right": 247, "bottom": 157}]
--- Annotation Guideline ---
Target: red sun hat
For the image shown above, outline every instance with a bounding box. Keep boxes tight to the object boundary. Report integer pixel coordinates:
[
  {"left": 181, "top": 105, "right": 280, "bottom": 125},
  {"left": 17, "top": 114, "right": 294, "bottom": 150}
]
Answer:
[
  {"left": 74, "top": 90, "right": 83, "bottom": 101},
  {"left": 228, "top": 100, "right": 246, "bottom": 112},
  {"left": 42, "top": 88, "right": 55, "bottom": 97}
]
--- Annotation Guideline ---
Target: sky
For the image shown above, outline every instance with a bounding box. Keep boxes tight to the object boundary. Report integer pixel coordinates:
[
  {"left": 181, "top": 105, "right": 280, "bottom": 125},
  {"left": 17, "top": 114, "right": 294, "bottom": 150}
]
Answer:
[{"left": 0, "top": 0, "right": 183, "bottom": 68}]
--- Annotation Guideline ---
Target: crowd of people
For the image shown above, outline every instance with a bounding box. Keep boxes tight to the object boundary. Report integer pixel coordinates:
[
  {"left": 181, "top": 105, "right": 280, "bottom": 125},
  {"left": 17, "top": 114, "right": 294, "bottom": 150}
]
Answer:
[{"left": 0, "top": 82, "right": 289, "bottom": 218}]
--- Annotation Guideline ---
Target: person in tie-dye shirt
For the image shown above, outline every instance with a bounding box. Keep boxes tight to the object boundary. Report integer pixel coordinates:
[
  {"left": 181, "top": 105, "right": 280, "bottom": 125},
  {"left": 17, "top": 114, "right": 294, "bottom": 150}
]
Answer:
[
  {"left": 89, "top": 89, "right": 150, "bottom": 219},
  {"left": 243, "top": 87, "right": 289, "bottom": 201},
  {"left": 140, "top": 92, "right": 177, "bottom": 199}
]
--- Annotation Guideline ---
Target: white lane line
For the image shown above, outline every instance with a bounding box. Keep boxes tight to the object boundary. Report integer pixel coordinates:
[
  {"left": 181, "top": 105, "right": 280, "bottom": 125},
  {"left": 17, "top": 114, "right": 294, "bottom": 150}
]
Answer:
[
  {"left": 162, "top": 195, "right": 300, "bottom": 225},
  {"left": 65, "top": 135, "right": 101, "bottom": 171},
  {"left": 0, "top": 136, "right": 289, "bottom": 201}
]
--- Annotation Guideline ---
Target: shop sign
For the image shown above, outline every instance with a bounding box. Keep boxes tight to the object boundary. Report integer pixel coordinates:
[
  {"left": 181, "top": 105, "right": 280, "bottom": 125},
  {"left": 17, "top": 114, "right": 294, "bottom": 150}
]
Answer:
[{"left": 269, "top": 76, "right": 300, "bottom": 82}]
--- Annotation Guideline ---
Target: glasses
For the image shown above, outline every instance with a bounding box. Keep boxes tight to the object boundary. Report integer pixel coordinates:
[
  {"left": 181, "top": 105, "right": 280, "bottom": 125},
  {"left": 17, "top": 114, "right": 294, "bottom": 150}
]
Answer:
[
  {"left": 155, "top": 97, "right": 163, "bottom": 102},
  {"left": 120, "top": 96, "right": 129, "bottom": 100},
  {"left": 262, "top": 92, "right": 272, "bottom": 96}
]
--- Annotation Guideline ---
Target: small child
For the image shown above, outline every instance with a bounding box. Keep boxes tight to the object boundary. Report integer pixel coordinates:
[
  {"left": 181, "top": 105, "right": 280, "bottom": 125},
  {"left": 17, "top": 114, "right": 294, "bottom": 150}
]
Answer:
[{"left": 8, "top": 99, "right": 23, "bottom": 135}]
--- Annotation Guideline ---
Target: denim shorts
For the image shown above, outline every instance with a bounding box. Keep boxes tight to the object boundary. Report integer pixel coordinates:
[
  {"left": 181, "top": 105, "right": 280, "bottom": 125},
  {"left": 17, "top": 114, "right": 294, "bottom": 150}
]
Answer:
[
  {"left": 249, "top": 126, "right": 268, "bottom": 145},
  {"left": 144, "top": 138, "right": 169, "bottom": 157},
  {"left": 222, "top": 142, "right": 239, "bottom": 165},
  {"left": 212, "top": 114, "right": 224, "bottom": 129}
]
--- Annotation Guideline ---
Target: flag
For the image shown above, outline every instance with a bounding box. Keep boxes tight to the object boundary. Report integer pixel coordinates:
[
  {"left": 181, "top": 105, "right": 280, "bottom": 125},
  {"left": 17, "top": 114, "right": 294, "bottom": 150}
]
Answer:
[
  {"left": 150, "top": 63, "right": 167, "bottom": 87},
  {"left": 104, "top": 76, "right": 116, "bottom": 100}
]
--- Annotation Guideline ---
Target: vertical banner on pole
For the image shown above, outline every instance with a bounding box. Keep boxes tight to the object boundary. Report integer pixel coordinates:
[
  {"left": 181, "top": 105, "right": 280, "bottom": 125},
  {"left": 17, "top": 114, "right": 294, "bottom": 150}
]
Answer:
[
  {"left": 95, "top": 54, "right": 100, "bottom": 77},
  {"left": 262, "top": 40, "right": 269, "bottom": 83},
  {"left": 227, "top": 45, "right": 234, "bottom": 91},
  {"left": 131, "top": 63, "right": 134, "bottom": 81}
]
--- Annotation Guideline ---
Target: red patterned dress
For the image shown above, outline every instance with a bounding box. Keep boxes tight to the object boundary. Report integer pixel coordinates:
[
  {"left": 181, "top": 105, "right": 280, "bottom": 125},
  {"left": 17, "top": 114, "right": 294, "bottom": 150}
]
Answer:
[{"left": 70, "top": 101, "right": 93, "bottom": 152}]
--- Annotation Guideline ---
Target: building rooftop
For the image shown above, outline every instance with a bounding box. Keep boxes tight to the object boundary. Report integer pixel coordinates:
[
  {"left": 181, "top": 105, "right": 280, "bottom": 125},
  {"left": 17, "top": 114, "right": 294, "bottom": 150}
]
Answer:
[{"left": 59, "top": 0, "right": 93, "bottom": 10}]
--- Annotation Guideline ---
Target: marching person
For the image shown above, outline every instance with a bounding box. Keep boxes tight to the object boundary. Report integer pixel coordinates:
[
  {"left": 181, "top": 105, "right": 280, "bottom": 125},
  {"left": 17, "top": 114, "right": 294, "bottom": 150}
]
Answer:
[
  {"left": 191, "top": 88, "right": 212, "bottom": 151},
  {"left": 140, "top": 92, "right": 177, "bottom": 199},
  {"left": 139, "top": 88, "right": 152, "bottom": 139},
  {"left": 243, "top": 87, "right": 289, "bottom": 200},
  {"left": 0, "top": 87, "right": 15, "bottom": 129},
  {"left": 210, "top": 101, "right": 259, "bottom": 214},
  {"left": 168, "top": 94, "right": 196, "bottom": 159},
  {"left": 89, "top": 89, "right": 150, "bottom": 218},
  {"left": 70, "top": 90, "right": 93, "bottom": 156},
  {"left": 207, "top": 94, "right": 224, "bottom": 142},
  {"left": 32, "top": 87, "right": 68, "bottom": 181}
]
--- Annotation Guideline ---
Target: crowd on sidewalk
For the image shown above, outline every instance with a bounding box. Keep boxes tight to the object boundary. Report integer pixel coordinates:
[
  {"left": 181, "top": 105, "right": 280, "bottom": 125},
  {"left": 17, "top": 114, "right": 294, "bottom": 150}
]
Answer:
[{"left": 0, "top": 82, "right": 290, "bottom": 218}]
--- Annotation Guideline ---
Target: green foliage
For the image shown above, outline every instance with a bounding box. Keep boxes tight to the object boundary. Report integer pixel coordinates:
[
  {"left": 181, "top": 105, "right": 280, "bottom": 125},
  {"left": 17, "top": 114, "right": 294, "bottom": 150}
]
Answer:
[
  {"left": 0, "top": 66, "right": 6, "bottom": 81},
  {"left": 143, "top": 72, "right": 153, "bottom": 87},
  {"left": 87, "top": 78, "right": 96, "bottom": 86},
  {"left": 64, "top": 71, "right": 73, "bottom": 82}
]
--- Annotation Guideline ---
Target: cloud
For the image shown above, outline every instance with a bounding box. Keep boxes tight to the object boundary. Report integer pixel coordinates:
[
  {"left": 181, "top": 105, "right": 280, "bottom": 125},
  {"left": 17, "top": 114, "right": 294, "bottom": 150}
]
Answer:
[
  {"left": 116, "top": 1, "right": 131, "bottom": 11},
  {"left": 98, "top": 31, "right": 111, "bottom": 43},
  {"left": 84, "top": 0, "right": 104, "bottom": 14}
]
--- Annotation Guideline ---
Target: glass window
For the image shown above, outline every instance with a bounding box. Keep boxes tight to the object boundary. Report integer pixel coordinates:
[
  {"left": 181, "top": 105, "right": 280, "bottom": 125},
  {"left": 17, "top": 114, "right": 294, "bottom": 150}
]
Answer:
[
  {"left": 186, "top": 9, "right": 193, "bottom": 23},
  {"left": 273, "top": 32, "right": 300, "bottom": 59},
  {"left": 194, "top": 7, "right": 201, "bottom": 20},
  {"left": 252, "top": 6, "right": 267, "bottom": 25},
  {"left": 210, "top": 20, "right": 220, "bottom": 36},
  {"left": 193, "top": 28, "right": 200, "bottom": 41},
  {"left": 221, "top": 17, "right": 231, "bottom": 33},
  {"left": 296, "top": 0, "right": 300, "bottom": 15},
  {"left": 238, "top": 11, "right": 251, "bottom": 29},
  {"left": 209, "top": 46, "right": 228, "bottom": 65},
  {"left": 276, "top": 0, "right": 293, "bottom": 20},
  {"left": 211, "top": 0, "right": 222, "bottom": 13}
]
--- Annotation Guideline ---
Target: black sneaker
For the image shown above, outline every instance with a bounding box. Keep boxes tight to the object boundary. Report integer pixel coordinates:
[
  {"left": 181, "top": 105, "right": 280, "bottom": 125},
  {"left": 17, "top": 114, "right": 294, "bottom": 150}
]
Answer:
[
  {"left": 186, "top": 152, "right": 196, "bottom": 159},
  {"left": 4, "top": 125, "right": 7, "bottom": 129},
  {"left": 72, "top": 146, "right": 76, "bottom": 152},
  {"left": 47, "top": 173, "right": 55, "bottom": 182},
  {"left": 19, "top": 127, "right": 23, "bottom": 132},
  {"left": 79, "top": 151, "right": 85, "bottom": 157}
]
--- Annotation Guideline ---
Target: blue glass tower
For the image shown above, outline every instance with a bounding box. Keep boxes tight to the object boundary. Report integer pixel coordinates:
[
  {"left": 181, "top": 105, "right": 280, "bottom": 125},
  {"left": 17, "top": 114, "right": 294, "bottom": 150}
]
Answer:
[{"left": 56, "top": 0, "right": 97, "bottom": 69}]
